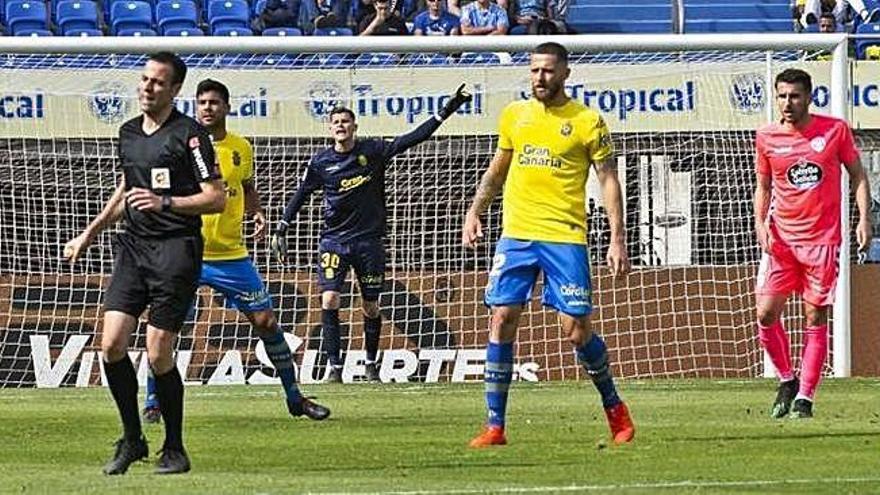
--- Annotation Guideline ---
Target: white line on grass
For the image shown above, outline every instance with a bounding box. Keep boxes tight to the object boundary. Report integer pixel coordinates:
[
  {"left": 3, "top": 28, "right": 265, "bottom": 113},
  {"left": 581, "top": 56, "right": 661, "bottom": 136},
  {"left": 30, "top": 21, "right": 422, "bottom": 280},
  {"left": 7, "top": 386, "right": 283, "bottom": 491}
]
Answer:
[{"left": 307, "top": 477, "right": 880, "bottom": 495}]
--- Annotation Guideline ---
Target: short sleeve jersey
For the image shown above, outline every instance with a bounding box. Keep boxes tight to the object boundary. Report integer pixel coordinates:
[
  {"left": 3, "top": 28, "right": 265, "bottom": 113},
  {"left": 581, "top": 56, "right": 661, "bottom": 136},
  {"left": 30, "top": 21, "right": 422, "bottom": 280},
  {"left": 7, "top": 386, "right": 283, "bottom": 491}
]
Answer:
[
  {"left": 118, "top": 109, "right": 220, "bottom": 239},
  {"left": 497, "top": 98, "right": 614, "bottom": 244},
  {"left": 202, "top": 132, "right": 254, "bottom": 260},
  {"left": 755, "top": 114, "right": 859, "bottom": 245},
  {"left": 460, "top": 1, "right": 508, "bottom": 29},
  {"left": 413, "top": 10, "right": 460, "bottom": 35}
]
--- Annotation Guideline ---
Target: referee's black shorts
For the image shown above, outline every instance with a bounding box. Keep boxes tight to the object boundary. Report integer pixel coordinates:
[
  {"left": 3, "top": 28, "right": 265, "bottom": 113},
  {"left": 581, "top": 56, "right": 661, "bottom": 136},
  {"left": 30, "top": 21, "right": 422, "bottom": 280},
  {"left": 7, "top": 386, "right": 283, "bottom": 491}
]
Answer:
[{"left": 103, "top": 232, "right": 202, "bottom": 332}]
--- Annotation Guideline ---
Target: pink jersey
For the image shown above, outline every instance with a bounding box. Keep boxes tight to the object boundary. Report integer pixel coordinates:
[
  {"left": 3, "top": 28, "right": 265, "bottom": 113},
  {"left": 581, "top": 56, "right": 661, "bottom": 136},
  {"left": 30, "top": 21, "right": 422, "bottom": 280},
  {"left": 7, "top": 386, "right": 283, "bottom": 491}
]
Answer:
[{"left": 755, "top": 114, "right": 859, "bottom": 245}]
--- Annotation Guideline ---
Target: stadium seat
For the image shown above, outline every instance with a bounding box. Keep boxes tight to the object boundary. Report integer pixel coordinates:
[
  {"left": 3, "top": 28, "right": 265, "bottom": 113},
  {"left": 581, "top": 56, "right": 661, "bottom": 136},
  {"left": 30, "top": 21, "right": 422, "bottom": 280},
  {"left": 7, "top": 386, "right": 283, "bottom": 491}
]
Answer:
[
  {"left": 410, "top": 53, "right": 449, "bottom": 65},
  {"left": 117, "top": 26, "right": 158, "bottom": 35},
  {"left": 65, "top": 27, "right": 103, "bottom": 35},
  {"left": 459, "top": 52, "right": 501, "bottom": 65},
  {"left": 212, "top": 25, "right": 252, "bottom": 35},
  {"left": 313, "top": 26, "right": 352, "bottom": 36},
  {"left": 156, "top": 0, "right": 198, "bottom": 34},
  {"left": 111, "top": 1, "right": 153, "bottom": 35},
  {"left": 15, "top": 27, "right": 53, "bottom": 35},
  {"left": 207, "top": 0, "right": 249, "bottom": 32},
  {"left": 163, "top": 25, "right": 203, "bottom": 35},
  {"left": 354, "top": 53, "right": 397, "bottom": 66},
  {"left": 262, "top": 26, "right": 301, "bottom": 35},
  {"left": 253, "top": 0, "right": 265, "bottom": 15},
  {"left": 56, "top": 1, "right": 99, "bottom": 35},
  {"left": 5, "top": 1, "right": 49, "bottom": 35}
]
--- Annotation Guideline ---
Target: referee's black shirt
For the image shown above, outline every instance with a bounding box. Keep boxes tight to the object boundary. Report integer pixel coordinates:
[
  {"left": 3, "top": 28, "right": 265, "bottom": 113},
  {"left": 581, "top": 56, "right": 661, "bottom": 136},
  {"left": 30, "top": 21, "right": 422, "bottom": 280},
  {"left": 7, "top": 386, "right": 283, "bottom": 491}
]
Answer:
[{"left": 118, "top": 109, "right": 220, "bottom": 239}]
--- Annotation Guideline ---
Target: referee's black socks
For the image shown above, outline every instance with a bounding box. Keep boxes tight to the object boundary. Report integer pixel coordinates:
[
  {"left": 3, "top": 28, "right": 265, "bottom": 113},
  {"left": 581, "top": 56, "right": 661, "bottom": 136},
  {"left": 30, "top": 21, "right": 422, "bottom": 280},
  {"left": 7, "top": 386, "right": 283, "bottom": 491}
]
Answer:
[
  {"left": 104, "top": 355, "right": 143, "bottom": 441},
  {"left": 154, "top": 366, "right": 185, "bottom": 452}
]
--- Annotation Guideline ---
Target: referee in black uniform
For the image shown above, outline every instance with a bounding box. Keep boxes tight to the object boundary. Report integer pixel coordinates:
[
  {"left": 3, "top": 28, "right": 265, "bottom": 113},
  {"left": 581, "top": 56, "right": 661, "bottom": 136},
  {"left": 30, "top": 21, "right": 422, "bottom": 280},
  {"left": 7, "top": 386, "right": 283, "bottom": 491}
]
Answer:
[{"left": 64, "top": 52, "right": 225, "bottom": 475}]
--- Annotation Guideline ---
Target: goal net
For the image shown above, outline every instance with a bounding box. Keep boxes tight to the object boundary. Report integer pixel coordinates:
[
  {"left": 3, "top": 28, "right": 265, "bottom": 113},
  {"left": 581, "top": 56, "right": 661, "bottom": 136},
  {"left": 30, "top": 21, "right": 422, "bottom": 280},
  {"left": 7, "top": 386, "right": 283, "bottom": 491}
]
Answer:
[{"left": 0, "top": 36, "right": 850, "bottom": 387}]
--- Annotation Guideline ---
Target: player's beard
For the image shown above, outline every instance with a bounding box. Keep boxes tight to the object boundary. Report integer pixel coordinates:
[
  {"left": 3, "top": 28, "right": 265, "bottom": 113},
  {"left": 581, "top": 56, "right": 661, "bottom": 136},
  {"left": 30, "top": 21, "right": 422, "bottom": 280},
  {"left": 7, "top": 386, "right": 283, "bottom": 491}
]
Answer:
[{"left": 532, "top": 81, "right": 562, "bottom": 103}]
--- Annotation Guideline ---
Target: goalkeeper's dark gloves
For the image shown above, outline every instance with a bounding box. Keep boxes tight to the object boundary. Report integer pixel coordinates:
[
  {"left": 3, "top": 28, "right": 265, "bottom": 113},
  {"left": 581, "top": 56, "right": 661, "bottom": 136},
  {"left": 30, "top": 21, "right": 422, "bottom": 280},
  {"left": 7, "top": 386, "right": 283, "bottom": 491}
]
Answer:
[
  {"left": 270, "top": 221, "right": 289, "bottom": 263},
  {"left": 438, "top": 84, "right": 472, "bottom": 121}
]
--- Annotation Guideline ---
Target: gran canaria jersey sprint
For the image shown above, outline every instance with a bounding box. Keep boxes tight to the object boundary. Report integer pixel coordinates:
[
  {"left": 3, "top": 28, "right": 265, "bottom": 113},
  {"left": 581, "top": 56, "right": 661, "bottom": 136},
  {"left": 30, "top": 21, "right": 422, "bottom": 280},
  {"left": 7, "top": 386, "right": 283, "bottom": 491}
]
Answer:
[
  {"left": 201, "top": 132, "right": 254, "bottom": 260},
  {"left": 498, "top": 98, "right": 613, "bottom": 244}
]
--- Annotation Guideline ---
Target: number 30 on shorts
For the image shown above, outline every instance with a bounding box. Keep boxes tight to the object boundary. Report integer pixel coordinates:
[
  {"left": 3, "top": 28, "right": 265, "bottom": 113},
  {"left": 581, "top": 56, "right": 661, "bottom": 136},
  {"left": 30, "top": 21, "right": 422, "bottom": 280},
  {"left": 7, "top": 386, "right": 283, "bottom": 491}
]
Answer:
[{"left": 321, "top": 252, "right": 341, "bottom": 279}]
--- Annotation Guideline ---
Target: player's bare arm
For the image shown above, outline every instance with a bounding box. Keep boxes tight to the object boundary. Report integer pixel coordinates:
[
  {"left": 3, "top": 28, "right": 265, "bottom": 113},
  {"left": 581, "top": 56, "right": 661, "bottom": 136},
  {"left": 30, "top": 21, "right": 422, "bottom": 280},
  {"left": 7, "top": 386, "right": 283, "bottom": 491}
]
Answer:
[
  {"left": 242, "top": 178, "right": 267, "bottom": 241},
  {"left": 594, "top": 156, "right": 629, "bottom": 276},
  {"left": 462, "top": 148, "right": 512, "bottom": 249},
  {"left": 126, "top": 179, "right": 226, "bottom": 215},
  {"left": 754, "top": 171, "right": 772, "bottom": 254},
  {"left": 845, "top": 157, "right": 873, "bottom": 251},
  {"left": 64, "top": 175, "right": 127, "bottom": 262}
]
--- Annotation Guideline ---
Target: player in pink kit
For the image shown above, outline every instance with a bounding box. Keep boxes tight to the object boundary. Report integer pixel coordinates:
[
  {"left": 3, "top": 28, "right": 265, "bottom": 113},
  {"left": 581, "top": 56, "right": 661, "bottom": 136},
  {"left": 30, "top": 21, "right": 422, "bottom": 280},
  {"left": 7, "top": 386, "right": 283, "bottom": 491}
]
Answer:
[{"left": 754, "top": 68, "right": 872, "bottom": 419}]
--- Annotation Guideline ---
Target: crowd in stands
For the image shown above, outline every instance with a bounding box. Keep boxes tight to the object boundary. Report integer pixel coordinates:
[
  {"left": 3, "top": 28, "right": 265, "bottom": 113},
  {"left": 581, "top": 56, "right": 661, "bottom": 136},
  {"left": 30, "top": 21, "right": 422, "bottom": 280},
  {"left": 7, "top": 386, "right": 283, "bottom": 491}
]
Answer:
[{"left": 0, "top": 0, "right": 571, "bottom": 36}]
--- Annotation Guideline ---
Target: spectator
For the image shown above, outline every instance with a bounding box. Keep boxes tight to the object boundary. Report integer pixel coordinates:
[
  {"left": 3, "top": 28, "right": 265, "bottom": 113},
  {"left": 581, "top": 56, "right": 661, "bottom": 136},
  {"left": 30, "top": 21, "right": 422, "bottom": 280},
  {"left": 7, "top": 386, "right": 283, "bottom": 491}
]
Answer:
[
  {"left": 819, "top": 11, "right": 838, "bottom": 31},
  {"left": 448, "top": 0, "right": 506, "bottom": 17},
  {"left": 312, "top": 0, "right": 351, "bottom": 28},
  {"left": 413, "top": 0, "right": 460, "bottom": 34},
  {"left": 358, "top": 0, "right": 409, "bottom": 34},
  {"left": 508, "top": 0, "right": 567, "bottom": 34},
  {"left": 252, "top": 0, "right": 302, "bottom": 33},
  {"left": 801, "top": 0, "right": 880, "bottom": 27},
  {"left": 460, "top": 0, "right": 508, "bottom": 35}
]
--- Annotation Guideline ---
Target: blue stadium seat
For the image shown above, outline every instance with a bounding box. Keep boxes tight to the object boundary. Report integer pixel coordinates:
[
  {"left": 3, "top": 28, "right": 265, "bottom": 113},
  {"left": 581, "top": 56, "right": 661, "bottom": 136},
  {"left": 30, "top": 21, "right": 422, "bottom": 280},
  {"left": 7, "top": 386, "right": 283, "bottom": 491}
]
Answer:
[
  {"left": 65, "top": 27, "right": 103, "bottom": 35},
  {"left": 111, "top": 1, "right": 153, "bottom": 35},
  {"left": 566, "top": 2, "right": 672, "bottom": 34},
  {"left": 207, "top": 0, "right": 249, "bottom": 32},
  {"left": 213, "top": 25, "right": 252, "bottom": 35},
  {"left": 410, "top": 53, "right": 450, "bottom": 65},
  {"left": 459, "top": 52, "right": 501, "bottom": 65},
  {"left": 313, "top": 26, "right": 352, "bottom": 36},
  {"left": 156, "top": 0, "right": 198, "bottom": 34},
  {"left": 6, "top": 1, "right": 49, "bottom": 35},
  {"left": 56, "top": 1, "right": 99, "bottom": 35},
  {"left": 253, "top": 0, "right": 265, "bottom": 14},
  {"left": 15, "top": 27, "right": 53, "bottom": 35},
  {"left": 262, "top": 26, "right": 301, "bottom": 35},
  {"left": 856, "top": 22, "right": 880, "bottom": 58},
  {"left": 117, "top": 26, "right": 158, "bottom": 35},
  {"left": 163, "top": 25, "right": 203, "bottom": 35},
  {"left": 354, "top": 53, "right": 397, "bottom": 66}
]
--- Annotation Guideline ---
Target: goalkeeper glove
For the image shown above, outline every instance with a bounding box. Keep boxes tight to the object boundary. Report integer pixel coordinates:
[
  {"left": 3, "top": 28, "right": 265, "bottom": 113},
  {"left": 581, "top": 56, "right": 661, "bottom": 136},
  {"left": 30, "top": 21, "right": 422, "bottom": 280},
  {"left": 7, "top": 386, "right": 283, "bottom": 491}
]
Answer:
[
  {"left": 438, "top": 84, "right": 472, "bottom": 120},
  {"left": 270, "top": 222, "right": 289, "bottom": 263}
]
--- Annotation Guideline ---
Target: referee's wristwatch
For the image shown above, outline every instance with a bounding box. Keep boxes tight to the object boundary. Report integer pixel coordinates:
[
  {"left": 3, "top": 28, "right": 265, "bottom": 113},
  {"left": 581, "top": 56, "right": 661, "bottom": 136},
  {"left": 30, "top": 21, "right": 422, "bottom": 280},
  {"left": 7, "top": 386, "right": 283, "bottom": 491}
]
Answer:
[{"left": 161, "top": 194, "right": 173, "bottom": 212}]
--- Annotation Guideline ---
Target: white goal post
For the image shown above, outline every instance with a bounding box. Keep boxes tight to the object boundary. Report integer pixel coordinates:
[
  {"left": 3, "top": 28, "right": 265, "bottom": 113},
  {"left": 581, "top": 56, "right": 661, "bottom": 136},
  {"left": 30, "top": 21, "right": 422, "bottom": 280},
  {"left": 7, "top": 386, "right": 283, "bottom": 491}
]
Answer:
[{"left": 0, "top": 34, "right": 854, "bottom": 388}]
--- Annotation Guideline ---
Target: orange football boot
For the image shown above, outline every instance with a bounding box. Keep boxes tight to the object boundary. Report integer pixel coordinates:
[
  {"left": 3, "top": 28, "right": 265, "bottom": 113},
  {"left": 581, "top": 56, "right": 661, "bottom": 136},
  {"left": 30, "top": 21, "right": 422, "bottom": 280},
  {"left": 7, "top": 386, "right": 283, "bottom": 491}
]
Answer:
[
  {"left": 468, "top": 425, "right": 507, "bottom": 448},
  {"left": 604, "top": 402, "right": 635, "bottom": 444}
]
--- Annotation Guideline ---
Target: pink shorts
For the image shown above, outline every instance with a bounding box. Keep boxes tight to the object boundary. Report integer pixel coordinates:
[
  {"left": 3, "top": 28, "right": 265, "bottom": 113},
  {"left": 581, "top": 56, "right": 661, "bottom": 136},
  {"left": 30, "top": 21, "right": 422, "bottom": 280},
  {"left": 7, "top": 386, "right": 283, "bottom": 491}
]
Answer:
[{"left": 755, "top": 242, "right": 840, "bottom": 307}]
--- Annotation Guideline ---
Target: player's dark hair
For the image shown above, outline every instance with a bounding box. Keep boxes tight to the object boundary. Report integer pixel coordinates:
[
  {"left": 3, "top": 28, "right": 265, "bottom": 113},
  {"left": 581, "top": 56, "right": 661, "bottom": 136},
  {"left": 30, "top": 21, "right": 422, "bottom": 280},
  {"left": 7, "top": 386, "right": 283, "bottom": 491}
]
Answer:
[
  {"left": 819, "top": 12, "right": 836, "bottom": 22},
  {"left": 775, "top": 68, "right": 812, "bottom": 95},
  {"left": 149, "top": 51, "right": 187, "bottom": 86},
  {"left": 196, "top": 79, "right": 230, "bottom": 105},
  {"left": 533, "top": 42, "right": 569, "bottom": 65},
  {"left": 329, "top": 106, "right": 356, "bottom": 122}
]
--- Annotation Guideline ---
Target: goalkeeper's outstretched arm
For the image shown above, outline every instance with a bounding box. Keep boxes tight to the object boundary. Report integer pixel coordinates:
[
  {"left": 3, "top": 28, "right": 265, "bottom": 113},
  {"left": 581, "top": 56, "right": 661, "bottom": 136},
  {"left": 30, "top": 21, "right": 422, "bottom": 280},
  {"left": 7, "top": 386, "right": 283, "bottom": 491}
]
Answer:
[
  {"left": 462, "top": 148, "right": 513, "bottom": 249},
  {"left": 63, "top": 175, "right": 127, "bottom": 262},
  {"left": 383, "top": 84, "right": 473, "bottom": 160},
  {"left": 271, "top": 166, "right": 322, "bottom": 262}
]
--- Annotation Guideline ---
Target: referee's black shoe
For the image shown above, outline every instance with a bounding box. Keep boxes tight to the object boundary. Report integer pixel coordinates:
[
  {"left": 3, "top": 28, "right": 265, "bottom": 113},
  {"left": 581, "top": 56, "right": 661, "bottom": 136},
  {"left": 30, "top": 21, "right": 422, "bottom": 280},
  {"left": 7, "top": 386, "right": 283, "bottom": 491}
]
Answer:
[
  {"left": 103, "top": 436, "right": 148, "bottom": 475},
  {"left": 770, "top": 378, "right": 799, "bottom": 419},
  {"left": 155, "top": 446, "right": 191, "bottom": 474},
  {"left": 288, "top": 397, "right": 331, "bottom": 421}
]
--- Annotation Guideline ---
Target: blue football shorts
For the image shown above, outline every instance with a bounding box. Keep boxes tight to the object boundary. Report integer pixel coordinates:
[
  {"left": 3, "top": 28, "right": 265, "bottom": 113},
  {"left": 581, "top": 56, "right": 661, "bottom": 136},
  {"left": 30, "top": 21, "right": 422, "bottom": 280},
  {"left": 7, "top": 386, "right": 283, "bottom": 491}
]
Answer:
[
  {"left": 200, "top": 257, "right": 273, "bottom": 313},
  {"left": 316, "top": 237, "right": 386, "bottom": 301},
  {"left": 484, "top": 237, "right": 593, "bottom": 316}
]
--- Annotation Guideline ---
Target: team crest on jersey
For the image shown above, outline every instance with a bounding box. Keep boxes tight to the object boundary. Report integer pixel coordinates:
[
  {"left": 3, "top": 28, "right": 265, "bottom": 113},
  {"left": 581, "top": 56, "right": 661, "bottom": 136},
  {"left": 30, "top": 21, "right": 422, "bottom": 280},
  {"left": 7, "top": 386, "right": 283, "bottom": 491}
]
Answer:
[
  {"left": 232, "top": 151, "right": 241, "bottom": 166},
  {"left": 810, "top": 137, "right": 827, "bottom": 152},
  {"left": 787, "top": 158, "right": 823, "bottom": 190},
  {"left": 358, "top": 155, "right": 368, "bottom": 166},
  {"left": 560, "top": 121, "right": 572, "bottom": 136}
]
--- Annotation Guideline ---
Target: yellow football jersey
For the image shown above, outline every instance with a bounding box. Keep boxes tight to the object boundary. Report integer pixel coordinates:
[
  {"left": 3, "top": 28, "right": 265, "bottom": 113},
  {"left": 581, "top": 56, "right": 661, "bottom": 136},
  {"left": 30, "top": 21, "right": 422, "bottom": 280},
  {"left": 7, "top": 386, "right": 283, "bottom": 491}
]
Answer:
[
  {"left": 202, "top": 132, "right": 254, "bottom": 261},
  {"left": 497, "top": 98, "right": 613, "bottom": 244}
]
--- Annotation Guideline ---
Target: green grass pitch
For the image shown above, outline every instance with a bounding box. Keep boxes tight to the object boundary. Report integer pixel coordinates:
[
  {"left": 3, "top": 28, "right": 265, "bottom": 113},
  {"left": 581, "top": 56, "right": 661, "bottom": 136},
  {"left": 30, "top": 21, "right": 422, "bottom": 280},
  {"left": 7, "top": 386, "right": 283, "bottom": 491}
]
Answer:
[{"left": 1, "top": 379, "right": 878, "bottom": 494}]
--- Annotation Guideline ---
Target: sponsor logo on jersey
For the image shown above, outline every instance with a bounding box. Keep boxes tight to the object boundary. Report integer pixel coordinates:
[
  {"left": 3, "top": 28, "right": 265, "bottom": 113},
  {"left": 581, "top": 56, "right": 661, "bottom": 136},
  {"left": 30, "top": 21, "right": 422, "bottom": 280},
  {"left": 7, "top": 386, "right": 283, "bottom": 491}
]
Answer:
[
  {"left": 189, "top": 136, "right": 200, "bottom": 149},
  {"left": 786, "top": 158, "right": 823, "bottom": 189},
  {"left": 87, "top": 81, "right": 128, "bottom": 123},
  {"left": 339, "top": 174, "right": 371, "bottom": 192},
  {"left": 151, "top": 167, "right": 171, "bottom": 190},
  {"left": 518, "top": 144, "right": 562, "bottom": 169},
  {"left": 559, "top": 283, "right": 591, "bottom": 299},
  {"left": 192, "top": 145, "right": 210, "bottom": 178}
]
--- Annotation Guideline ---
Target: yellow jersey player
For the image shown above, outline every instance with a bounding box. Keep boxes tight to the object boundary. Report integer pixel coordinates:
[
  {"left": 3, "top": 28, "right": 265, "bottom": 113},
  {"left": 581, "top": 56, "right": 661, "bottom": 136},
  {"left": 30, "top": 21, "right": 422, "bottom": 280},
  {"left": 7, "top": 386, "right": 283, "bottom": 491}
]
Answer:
[
  {"left": 462, "top": 42, "right": 635, "bottom": 447},
  {"left": 143, "top": 79, "right": 329, "bottom": 424}
]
